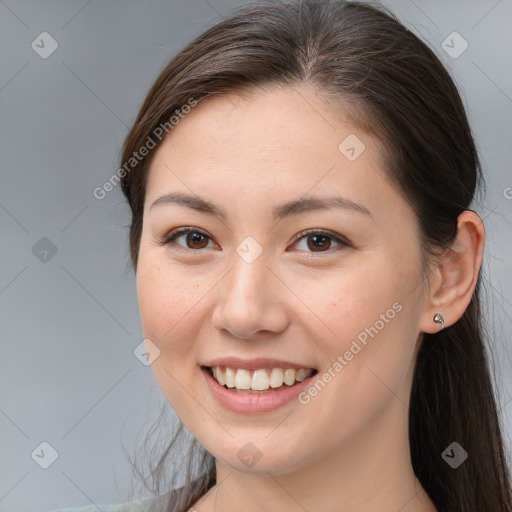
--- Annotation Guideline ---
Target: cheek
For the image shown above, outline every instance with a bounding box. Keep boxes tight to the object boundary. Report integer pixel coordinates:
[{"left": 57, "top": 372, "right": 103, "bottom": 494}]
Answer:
[
  {"left": 137, "top": 256, "right": 197, "bottom": 336},
  {"left": 136, "top": 260, "right": 205, "bottom": 382},
  {"left": 137, "top": 264, "right": 173, "bottom": 340},
  {"left": 314, "top": 260, "right": 421, "bottom": 404},
  {"left": 299, "top": 259, "right": 405, "bottom": 343},
  {"left": 136, "top": 258, "right": 205, "bottom": 412},
  {"left": 307, "top": 252, "right": 421, "bottom": 386}
]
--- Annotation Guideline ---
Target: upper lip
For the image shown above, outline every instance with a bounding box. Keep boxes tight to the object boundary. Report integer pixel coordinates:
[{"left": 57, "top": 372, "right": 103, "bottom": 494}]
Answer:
[{"left": 202, "top": 357, "right": 317, "bottom": 371}]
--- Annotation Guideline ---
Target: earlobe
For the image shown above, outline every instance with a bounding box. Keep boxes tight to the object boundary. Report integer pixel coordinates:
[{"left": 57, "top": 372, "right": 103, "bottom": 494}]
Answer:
[{"left": 420, "top": 210, "right": 485, "bottom": 333}]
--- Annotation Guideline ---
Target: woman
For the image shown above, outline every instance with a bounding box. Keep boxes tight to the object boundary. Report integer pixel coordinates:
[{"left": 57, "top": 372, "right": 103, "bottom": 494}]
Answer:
[{"left": 56, "top": 0, "right": 512, "bottom": 511}]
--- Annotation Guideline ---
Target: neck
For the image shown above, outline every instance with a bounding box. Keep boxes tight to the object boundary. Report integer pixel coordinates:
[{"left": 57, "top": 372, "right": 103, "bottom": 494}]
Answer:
[
  {"left": 197, "top": 393, "right": 437, "bottom": 512},
  {"left": 192, "top": 353, "right": 438, "bottom": 512}
]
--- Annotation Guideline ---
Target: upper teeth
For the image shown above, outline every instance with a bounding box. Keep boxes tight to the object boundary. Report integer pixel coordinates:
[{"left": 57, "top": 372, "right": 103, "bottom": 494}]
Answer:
[{"left": 210, "top": 367, "right": 314, "bottom": 391}]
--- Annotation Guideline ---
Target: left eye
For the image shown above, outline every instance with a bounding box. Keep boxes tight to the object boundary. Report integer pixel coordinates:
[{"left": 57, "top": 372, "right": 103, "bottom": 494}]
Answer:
[
  {"left": 290, "top": 230, "right": 349, "bottom": 253},
  {"left": 159, "top": 228, "right": 349, "bottom": 254}
]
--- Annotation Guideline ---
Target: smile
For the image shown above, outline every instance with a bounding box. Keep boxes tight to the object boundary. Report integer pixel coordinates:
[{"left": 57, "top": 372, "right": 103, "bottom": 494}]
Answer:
[
  {"left": 201, "top": 365, "right": 318, "bottom": 413},
  {"left": 206, "top": 366, "right": 316, "bottom": 392}
]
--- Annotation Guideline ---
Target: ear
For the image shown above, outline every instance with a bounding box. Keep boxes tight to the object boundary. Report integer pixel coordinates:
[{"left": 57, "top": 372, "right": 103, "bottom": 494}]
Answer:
[{"left": 420, "top": 210, "right": 485, "bottom": 333}]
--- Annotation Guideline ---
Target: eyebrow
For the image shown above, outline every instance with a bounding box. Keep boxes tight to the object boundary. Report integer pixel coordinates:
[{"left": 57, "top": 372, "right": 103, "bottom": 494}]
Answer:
[{"left": 149, "top": 192, "right": 371, "bottom": 220}]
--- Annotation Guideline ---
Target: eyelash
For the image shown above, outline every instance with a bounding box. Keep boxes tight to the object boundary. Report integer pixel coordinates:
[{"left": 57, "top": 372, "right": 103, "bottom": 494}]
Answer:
[{"left": 157, "top": 227, "right": 351, "bottom": 255}]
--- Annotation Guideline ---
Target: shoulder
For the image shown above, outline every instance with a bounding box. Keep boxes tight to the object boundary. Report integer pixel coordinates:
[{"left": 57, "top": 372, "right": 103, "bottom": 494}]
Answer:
[{"left": 51, "top": 495, "right": 164, "bottom": 512}]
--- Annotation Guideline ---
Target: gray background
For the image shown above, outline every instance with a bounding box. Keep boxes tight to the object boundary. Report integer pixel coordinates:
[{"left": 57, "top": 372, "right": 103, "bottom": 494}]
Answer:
[{"left": 1, "top": 0, "right": 511, "bottom": 511}]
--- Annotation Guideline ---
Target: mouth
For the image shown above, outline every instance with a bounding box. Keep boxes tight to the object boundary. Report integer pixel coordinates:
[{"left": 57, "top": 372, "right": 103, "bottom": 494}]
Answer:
[{"left": 202, "top": 365, "right": 318, "bottom": 394}]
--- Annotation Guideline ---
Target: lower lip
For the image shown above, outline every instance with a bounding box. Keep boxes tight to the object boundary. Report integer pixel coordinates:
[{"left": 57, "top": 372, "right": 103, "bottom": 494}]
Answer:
[{"left": 201, "top": 367, "right": 316, "bottom": 414}]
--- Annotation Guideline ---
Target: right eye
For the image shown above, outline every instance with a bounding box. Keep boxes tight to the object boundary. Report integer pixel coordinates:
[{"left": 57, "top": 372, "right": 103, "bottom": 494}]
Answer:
[{"left": 159, "top": 227, "right": 217, "bottom": 251}]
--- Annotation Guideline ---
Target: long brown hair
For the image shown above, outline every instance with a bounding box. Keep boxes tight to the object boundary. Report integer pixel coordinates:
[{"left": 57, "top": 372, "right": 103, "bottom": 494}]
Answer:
[{"left": 119, "top": 1, "right": 512, "bottom": 511}]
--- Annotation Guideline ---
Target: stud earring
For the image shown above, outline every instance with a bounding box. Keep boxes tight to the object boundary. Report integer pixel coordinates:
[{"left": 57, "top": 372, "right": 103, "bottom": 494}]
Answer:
[{"left": 433, "top": 313, "right": 444, "bottom": 330}]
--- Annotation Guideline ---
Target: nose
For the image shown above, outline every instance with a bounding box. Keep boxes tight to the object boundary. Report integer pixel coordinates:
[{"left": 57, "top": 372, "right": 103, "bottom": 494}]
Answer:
[{"left": 211, "top": 252, "right": 289, "bottom": 339}]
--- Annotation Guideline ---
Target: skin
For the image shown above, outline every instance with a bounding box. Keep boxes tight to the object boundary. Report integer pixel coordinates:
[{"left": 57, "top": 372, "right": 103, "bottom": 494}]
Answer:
[{"left": 136, "top": 84, "right": 485, "bottom": 512}]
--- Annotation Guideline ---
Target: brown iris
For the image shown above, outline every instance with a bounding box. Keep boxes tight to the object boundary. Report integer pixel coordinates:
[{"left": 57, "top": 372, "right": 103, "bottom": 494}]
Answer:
[
  {"left": 306, "top": 234, "right": 331, "bottom": 252},
  {"left": 186, "top": 232, "right": 209, "bottom": 249}
]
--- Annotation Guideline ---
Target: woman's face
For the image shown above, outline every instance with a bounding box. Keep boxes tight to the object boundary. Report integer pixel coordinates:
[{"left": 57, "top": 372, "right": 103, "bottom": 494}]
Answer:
[{"left": 136, "top": 85, "right": 429, "bottom": 475}]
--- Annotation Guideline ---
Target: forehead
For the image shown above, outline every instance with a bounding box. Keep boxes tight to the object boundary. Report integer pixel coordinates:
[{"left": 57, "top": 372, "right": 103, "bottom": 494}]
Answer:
[
  {"left": 144, "top": 85, "right": 409, "bottom": 225},
  {"left": 165, "top": 86, "right": 366, "bottom": 150},
  {"left": 148, "top": 87, "right": 381, "bottom": 178}
]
